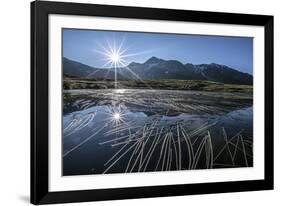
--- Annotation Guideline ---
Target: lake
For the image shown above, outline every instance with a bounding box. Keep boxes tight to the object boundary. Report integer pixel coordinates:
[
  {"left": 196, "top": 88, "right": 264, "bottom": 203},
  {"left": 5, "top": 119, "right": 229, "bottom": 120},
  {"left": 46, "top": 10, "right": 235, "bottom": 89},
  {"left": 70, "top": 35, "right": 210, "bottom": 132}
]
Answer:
[{"left": 63, "top": 89, "right": 253, "bottom": 176}]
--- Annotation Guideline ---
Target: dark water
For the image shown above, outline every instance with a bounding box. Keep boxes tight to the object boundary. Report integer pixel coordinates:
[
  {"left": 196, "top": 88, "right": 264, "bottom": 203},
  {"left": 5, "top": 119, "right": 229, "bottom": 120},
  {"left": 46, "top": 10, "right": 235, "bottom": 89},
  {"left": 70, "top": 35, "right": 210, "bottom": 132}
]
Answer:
[{"left": 63, "top": 89, "right": 253, "bottom": 176}]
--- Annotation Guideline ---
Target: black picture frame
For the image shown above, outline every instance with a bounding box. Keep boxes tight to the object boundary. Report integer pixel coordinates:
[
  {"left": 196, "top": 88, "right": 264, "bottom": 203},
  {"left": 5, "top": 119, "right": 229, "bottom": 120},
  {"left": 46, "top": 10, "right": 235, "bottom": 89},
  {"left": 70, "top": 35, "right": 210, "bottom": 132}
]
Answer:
[{"left": 31, "top": 0, "right": 274, "bottom": 204}]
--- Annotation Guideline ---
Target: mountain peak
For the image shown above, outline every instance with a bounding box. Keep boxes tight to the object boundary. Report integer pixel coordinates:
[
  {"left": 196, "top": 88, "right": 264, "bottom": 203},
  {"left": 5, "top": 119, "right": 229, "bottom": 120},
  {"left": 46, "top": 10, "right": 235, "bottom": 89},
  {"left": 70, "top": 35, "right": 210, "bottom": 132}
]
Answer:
[
  {"left": 63, "top": 57, "right": 253, "bottom": 85},
  {"left": 128, "top": 61, "right": 140, "bottom": 67},
  {"left": 145, "top": 56, "right": 162, "bottom": 64}
]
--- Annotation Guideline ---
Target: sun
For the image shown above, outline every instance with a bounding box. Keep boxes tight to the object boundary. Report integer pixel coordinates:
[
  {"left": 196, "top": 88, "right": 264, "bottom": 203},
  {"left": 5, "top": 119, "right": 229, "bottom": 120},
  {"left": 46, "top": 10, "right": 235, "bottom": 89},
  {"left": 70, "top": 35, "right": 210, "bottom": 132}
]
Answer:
[
  {"left": 110, "top": 52, "right": 121, "bottom": 64},
  {"left": 96, "top": 39, "right": 127, "bottom": 69},
  {"left": 94, "top": 37, "right": 152, "bottom": 89}
]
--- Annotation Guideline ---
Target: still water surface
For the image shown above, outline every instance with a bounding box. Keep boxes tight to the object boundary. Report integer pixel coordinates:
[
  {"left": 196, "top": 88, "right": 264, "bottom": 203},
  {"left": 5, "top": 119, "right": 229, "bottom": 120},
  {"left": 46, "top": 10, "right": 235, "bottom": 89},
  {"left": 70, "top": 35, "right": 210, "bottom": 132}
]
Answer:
[{"left": 63, "top": 89, "right": 253, "bottom": 176}]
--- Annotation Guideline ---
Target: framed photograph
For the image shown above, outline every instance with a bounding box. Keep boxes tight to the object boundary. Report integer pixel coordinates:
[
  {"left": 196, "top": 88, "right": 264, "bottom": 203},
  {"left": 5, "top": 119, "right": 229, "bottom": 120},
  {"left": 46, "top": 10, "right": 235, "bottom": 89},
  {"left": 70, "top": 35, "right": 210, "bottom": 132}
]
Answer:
[{"left": 31, "top": 1, "right": 274, "bottom": 204}]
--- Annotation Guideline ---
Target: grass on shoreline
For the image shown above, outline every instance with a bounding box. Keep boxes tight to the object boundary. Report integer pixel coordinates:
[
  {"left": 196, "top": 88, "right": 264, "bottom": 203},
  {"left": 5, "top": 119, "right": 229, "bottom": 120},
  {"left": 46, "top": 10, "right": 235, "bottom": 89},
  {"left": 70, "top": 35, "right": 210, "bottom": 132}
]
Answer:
[{"left": 63, "top": 78, "right": 253, "bottom": 93}]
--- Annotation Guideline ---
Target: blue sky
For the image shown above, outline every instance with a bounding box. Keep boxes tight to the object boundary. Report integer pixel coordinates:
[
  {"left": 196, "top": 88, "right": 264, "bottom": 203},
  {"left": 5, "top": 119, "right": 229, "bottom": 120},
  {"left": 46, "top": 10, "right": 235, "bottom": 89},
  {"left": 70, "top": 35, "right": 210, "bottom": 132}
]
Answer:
[{"left": 63, "top": 29, "right": 253, "bottom": 74}]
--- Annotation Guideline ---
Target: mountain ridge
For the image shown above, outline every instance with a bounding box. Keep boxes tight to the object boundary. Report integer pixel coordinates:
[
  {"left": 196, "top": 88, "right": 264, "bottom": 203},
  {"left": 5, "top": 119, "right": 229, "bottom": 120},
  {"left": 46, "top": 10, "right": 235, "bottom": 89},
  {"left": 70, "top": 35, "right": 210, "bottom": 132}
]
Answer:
[{"left": 63, "top": 57, "right": 253, "bottom": 85}]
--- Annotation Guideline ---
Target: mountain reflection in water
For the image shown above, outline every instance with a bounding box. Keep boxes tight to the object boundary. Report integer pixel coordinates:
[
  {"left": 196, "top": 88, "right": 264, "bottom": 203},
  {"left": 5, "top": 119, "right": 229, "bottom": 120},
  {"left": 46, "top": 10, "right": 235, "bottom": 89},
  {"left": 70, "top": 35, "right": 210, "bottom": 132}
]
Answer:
[{"left": 63, "top": 89, "right": 253, "bottom": 176}]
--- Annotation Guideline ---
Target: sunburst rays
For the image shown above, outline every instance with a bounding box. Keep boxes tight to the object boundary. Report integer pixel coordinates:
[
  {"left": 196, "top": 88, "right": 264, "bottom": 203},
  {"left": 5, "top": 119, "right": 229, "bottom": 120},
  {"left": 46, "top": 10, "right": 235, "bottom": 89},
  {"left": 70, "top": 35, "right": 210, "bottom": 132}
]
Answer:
[{"left": 94, "top": 37, "right": 154, "bottom": 88}]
